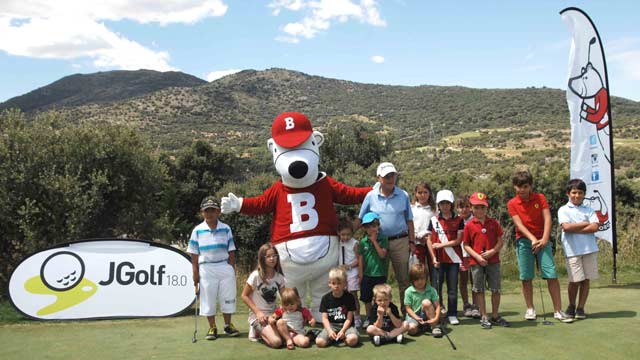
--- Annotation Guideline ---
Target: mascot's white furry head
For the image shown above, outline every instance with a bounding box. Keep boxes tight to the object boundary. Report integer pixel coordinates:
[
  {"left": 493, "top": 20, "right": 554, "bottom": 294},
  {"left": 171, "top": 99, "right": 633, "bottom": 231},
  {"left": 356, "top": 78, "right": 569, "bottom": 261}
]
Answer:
[{"left": 268, "top": 112, "right": 325, "bottom": 189}]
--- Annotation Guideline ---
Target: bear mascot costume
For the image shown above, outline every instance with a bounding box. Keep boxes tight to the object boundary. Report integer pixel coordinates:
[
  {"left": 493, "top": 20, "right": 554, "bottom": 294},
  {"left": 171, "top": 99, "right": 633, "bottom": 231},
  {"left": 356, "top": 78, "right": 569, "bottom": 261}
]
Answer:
[{"left": 221, "top": 112, "right": 372, "bottom": 320}]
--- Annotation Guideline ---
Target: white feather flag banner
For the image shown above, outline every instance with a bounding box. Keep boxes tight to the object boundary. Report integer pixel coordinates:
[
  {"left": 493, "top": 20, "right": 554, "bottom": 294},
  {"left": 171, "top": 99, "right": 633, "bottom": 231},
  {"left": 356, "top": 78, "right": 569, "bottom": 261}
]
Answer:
[{"left": 560, "top": 7, "right": 616, "bottom": 249}]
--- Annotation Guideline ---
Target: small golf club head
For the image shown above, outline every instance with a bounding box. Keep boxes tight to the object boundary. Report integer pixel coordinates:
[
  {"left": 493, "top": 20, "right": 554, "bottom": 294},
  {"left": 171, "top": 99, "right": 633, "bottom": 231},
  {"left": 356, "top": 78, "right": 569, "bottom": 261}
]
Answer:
[{"left": 543, "top": 320, "right": 554, "bottom": 325}]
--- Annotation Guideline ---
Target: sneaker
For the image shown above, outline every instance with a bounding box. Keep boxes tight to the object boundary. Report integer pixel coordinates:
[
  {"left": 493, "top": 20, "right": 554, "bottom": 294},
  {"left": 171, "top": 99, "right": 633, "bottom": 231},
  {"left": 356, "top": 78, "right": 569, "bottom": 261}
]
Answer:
[
  {"left": 554, "top": 311, "right": 575, "bottom": 323},
  {"left": 480, "top": 318, "right": 492, "bottom": 329},
  {"left": 362, "top": 319, "right": 370, "bottom": 328},
  {"left": 440, "top": 306, "right": 447, "bottom": 315},
  {"left": 524, "top": 308, "right": 537, "bottom": 320},
  {"left": 471, "top": 306, "right": 482, "bottom": 319},
  {"left": 205, "top": 327, "right": 218, "bottom": 340},
  {"left": 306, "top": 329, "right": 320, "bottom": 342},
  {"left": 448, "top": 316, "right": 460, "bottom": 325},
  {"left": 354, "top": 317, "right": 362, "bottom": 329},
  {"left": 463, "top": 304, "right": 474, "bottom": 317},
  {"left": 372, "top": 335, "right": 383, "bottom": 346},
  {"left": 248, "top": 326, "right": 259, "bottom": 342},
  {"left": 566, "top": 304, "right": 576, "bottom": 318},
  {"left": 396, "top": 334, "right": 404, "bottom": 344},
  {"left": 490, "top": 316, "right": 511, "bottom": 327},
  {"left": 575, "top": 308, "right": 587, "bottom": 319},
  {"left": 224, "top": 323, "right": 240, "bottom": 336},
  {"left": 432, "top": 327, "right": 443, "bottom": 338}
]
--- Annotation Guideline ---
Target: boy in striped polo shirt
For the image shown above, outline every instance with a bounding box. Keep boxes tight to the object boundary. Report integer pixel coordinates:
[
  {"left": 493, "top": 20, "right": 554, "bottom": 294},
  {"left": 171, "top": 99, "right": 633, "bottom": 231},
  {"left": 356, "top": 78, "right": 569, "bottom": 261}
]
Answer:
[{"left": 188, "top": 196, "right": 240, "bottom": 340}]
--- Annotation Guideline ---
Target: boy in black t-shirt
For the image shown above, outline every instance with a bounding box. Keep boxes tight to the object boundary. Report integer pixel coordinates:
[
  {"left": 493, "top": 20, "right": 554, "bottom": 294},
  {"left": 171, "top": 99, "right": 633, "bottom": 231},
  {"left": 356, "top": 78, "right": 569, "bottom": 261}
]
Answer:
[
  {"left": 366, "top": 283, "right": 408, "bottom": 345},
  {"left": 316, "top": 267, "right": 359, "bottom": 347}
]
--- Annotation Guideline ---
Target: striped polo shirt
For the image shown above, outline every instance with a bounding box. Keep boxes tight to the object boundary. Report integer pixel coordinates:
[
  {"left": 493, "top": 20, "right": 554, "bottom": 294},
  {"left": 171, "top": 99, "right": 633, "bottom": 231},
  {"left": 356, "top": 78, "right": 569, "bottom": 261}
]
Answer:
[{"left": 187, "top": 220, "right": 236, "bottom": 264}]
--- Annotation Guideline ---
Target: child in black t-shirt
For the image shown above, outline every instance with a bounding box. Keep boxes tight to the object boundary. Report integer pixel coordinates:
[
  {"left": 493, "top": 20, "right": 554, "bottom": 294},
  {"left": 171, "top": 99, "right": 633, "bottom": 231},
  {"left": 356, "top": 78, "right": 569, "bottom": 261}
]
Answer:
[
  {"left": 366, "top": 283, "right": 408, "bottom": 345},
  {"left": 315, "top": 267, "right": 359, "bottom": 348}
]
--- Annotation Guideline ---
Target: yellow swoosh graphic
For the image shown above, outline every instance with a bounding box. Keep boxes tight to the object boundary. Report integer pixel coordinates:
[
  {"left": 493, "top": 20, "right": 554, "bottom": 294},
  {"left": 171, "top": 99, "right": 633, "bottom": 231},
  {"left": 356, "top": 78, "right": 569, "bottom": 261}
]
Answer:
[{"left": 25, "top": 276, "right": 98, "bottom": 316}]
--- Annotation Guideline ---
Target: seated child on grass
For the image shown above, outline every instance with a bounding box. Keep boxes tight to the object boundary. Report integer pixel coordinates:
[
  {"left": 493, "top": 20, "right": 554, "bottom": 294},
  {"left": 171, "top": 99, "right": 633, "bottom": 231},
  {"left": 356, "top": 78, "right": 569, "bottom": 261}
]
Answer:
[
  {"left": 269, "top": 287, "right": 316, "bottom": 349},
  {"left": 366, "top": 283, "right": 408, "bottom": 346},
  {"left": 316, "top": 267, "right": 359, "bottom": 348},
  {"left": 404, "top": 263, "right": 442, "bottom": 337}
]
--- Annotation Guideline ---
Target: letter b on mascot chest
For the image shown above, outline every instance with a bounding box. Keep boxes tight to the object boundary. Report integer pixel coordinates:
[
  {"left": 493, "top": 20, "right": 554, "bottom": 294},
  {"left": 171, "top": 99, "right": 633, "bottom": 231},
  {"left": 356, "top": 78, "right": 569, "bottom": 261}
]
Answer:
[{"left": 287, "top": 193, "right": 319, "bottom": 232}]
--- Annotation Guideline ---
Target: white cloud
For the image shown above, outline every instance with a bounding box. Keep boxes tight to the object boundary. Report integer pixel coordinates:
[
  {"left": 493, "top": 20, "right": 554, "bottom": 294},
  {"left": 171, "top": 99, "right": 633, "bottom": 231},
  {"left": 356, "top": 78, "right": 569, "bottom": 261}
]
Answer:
[
  {"left": 268, "top": 0, "right": 305, "bottom": 16},
  {"left": 371, "top": 55, "right": 384, "bottom": 64},
  {"left": 0, "top": 1, "right": 228, "bottom": 71},
  {"left": 206, "top": 69, "right": 242, "bottom": 82},
  {"left": 270, "top": 0, "right": 386, "bottom": 43}
]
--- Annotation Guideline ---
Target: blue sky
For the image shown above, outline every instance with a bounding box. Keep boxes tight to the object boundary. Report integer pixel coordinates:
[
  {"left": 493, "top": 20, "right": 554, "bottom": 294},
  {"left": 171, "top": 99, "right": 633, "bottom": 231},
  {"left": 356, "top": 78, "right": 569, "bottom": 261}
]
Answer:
[{"left": 1, "top": 0, "right": 639, "bottom": 102}]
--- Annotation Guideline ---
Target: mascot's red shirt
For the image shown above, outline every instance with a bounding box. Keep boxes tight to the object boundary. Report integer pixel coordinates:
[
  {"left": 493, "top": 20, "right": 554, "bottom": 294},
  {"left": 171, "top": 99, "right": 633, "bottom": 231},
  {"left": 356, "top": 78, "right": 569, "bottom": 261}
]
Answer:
[{"left": 240, "top": 174, "right": 371, "bottom": 245}]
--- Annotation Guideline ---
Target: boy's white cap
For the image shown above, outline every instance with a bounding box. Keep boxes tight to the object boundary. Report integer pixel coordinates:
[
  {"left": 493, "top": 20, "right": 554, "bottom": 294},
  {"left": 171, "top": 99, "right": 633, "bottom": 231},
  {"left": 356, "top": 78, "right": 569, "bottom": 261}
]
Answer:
[
  {"left": 377, "top": 162, "right": 397, "bottom": 177},
  {"left": 436, "top": 190, "right": 455, "bottom": 204}
]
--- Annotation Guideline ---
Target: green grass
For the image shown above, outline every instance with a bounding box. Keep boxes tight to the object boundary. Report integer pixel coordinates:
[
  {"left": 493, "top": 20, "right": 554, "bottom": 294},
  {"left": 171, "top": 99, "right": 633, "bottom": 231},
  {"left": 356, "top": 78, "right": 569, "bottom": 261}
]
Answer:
[{"left": 2, "top": 277, "right": 639, "bottom": 360}]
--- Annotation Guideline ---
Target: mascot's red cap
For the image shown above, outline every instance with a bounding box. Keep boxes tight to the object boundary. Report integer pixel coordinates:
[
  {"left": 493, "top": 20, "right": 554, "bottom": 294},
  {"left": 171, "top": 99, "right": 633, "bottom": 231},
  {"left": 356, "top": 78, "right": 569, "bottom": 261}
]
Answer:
[{"left": 272, "top": 112, "right": 313, "bottom": 148}]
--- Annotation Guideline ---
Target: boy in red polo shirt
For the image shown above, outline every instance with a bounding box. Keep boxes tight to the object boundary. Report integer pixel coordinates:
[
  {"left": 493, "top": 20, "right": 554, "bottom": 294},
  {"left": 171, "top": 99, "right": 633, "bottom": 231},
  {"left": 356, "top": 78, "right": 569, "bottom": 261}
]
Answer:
[
  {"left": 507, "top": 170, "right": 573, "bottom": 323},
  {"left": 463, "top": 192, "right": 508, "bottom": 329}
]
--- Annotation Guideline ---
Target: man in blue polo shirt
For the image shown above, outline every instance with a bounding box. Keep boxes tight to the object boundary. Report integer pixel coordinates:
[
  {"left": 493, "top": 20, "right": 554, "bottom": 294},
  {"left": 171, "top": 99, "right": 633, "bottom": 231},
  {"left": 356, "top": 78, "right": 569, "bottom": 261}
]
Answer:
[{"left": 359, "top": 162, "right": 415, "bottom": 313}]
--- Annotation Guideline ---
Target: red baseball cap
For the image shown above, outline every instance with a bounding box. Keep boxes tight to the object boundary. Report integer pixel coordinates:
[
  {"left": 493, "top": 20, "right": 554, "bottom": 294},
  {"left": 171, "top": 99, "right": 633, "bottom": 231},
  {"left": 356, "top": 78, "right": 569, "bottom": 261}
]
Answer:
[
  {"left": 271, "top": 112, "right": 313, "bottom": 148},
  {"left": 469, "top": 192, "right": 489, "bottom": 206}
]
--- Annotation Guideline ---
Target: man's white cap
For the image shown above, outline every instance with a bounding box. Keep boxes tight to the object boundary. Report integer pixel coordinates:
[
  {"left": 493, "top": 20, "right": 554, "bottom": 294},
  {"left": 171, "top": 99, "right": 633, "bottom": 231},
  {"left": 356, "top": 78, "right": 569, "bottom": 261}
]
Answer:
[
  {"left": 377, "top": 162, "right": 398, "bottom": 177},
  {"left": 436, "top": 190, "right": 455, "bottom": 204}
]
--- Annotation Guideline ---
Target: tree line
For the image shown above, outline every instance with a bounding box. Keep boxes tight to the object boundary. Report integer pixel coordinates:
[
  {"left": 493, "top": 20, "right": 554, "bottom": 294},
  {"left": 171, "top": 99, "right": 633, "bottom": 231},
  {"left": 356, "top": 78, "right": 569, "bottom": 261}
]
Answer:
[{"left": 1, "top": 110, "right": 638, "bottom": 298}]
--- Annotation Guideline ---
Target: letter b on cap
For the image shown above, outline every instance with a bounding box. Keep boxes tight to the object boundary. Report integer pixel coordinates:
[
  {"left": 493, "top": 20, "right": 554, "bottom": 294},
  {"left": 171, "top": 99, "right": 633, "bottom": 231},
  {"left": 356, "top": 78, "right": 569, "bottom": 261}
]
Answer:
[{"left": 284, "top": 117, "right": 295, "bottom": 130}]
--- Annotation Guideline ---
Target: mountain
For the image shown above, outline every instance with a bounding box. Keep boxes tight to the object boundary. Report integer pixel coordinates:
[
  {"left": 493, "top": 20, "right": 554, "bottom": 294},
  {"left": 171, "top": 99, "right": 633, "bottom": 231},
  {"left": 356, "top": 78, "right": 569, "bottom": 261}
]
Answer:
[
  {"left": 0, "top": 70, "right": 207, "bottom": 112},
  {"left": 5, "top": 68, "right": 640, "bottom": 151}
]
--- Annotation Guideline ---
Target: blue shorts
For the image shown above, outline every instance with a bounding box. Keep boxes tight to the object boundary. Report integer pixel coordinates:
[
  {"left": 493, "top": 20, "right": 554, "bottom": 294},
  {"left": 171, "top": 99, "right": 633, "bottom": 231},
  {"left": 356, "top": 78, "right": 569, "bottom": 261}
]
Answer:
[
  {"left": 515, "top": 238, "right": 557, "bottom": 280},
  {"left": 359, "top": 276, "right": 386, "bottom": 303}
]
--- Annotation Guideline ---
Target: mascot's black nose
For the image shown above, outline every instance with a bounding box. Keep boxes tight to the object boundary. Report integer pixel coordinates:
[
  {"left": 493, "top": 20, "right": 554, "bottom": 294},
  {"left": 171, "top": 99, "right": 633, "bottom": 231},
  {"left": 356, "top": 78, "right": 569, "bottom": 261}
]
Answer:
[{"left": 289, "top": 161, "right": 308, "bottom": 179}]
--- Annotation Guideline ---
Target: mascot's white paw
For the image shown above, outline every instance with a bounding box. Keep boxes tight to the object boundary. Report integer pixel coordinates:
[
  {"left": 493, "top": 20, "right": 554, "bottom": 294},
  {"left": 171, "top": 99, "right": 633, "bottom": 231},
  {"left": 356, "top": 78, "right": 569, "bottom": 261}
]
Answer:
[
  {"left": 221, "top": 193, "right": 242, "bottom": 214},
  {"left": 372, "top": 181, "right": 381, "bottom": 192}
]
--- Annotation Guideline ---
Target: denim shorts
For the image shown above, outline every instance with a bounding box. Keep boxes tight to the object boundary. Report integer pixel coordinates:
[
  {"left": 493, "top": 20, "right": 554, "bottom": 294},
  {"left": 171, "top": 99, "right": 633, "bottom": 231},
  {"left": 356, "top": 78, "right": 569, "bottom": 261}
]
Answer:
[{"left": 470, "top": 263, "right": 501, "bottom": 293}]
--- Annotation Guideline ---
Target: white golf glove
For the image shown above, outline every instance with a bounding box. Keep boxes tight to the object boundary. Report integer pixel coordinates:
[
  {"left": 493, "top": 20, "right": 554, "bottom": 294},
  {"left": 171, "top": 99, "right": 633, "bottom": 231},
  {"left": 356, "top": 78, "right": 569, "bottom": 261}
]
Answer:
[{"left": 221, "top": 193, "right": 243, "bottom": 214}]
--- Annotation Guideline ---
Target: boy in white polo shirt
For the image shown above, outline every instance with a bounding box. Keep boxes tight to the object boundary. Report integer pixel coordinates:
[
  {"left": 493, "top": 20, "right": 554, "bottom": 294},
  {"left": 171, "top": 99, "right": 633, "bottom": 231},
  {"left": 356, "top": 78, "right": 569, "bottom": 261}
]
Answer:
[
  {"left": 188, "top": 196, "right": 240, "bottom": 340},
  {"left": 558, "top": 179, "right": 600, "bottom": 320}
]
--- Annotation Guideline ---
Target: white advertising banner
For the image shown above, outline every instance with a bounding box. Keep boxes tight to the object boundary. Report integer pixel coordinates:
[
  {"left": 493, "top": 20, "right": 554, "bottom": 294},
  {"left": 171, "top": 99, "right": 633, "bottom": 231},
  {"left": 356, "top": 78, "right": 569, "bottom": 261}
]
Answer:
[
  {"left": 561, "top": 7, "right": 614, "bottom": 244},
  {"left": 9, "top": 239, "right": 194, "bottom": 320}
]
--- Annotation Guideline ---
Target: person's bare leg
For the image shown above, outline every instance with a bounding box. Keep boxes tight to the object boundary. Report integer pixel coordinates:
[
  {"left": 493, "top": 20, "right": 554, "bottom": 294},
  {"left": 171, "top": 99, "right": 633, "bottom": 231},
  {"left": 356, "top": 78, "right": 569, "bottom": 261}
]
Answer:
[
  {"left": 577, "top": 280, "right": 590, "bottom": 309},
  {"left": 547, "top": 278, "right": 563, "bottom": 312},
  {"left": 460, "top": 270, "right": 470, "bottom": 306},
  {"left": 475, "top": 291, "right": 486, "bottom": 318},
  {"left": 568, "top": 281, "right": 580, "bottom": 306},
  {"left": 522, "top": 280, "right": 534, "bottom": 309},
  {"left": 491, "top": 291, "right": 500, "bottom": 319}
]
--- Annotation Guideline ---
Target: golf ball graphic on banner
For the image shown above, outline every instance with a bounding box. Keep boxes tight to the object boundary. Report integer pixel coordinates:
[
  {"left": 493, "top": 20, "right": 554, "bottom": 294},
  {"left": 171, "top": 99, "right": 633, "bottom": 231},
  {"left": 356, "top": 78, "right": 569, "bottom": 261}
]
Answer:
[
  {"left": 41, "top": 251, "right": 85, "bottom": 291},
  {"left": 9, "top": 239, "right": 194, "bottom": 320}
]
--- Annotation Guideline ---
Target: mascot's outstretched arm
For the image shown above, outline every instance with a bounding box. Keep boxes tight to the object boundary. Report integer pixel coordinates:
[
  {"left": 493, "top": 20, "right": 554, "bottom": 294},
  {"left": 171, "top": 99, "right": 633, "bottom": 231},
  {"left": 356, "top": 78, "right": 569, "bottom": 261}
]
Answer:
[{"left": 221, "top": 193, "right": 242, "bottom": 214}]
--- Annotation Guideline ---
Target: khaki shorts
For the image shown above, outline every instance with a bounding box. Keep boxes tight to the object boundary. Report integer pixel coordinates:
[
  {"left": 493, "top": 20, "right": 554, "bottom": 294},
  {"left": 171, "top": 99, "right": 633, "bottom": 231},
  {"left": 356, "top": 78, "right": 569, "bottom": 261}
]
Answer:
[{"left": 566, "top": 252, "right": 599, "bottom": 282}]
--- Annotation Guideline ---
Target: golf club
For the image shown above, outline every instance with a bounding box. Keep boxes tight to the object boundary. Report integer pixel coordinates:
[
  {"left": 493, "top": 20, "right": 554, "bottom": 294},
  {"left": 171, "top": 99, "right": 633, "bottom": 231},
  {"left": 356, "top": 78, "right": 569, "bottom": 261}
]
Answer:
[
  {"left": 192, "top": 283, "right": 200, "bottom": 343},
  {"left": 433, "top": 253, "right": 457, "bottom": 350},
  {"left": 535, "top": 256, "right": 553, "bottom": 325}
]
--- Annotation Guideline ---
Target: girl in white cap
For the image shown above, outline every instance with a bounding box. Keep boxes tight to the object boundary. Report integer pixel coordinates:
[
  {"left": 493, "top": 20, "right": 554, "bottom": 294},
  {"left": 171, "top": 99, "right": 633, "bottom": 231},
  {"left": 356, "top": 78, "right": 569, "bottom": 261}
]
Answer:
[{"left": 427, "top": 190, "right": 464, "bottom": 325}]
